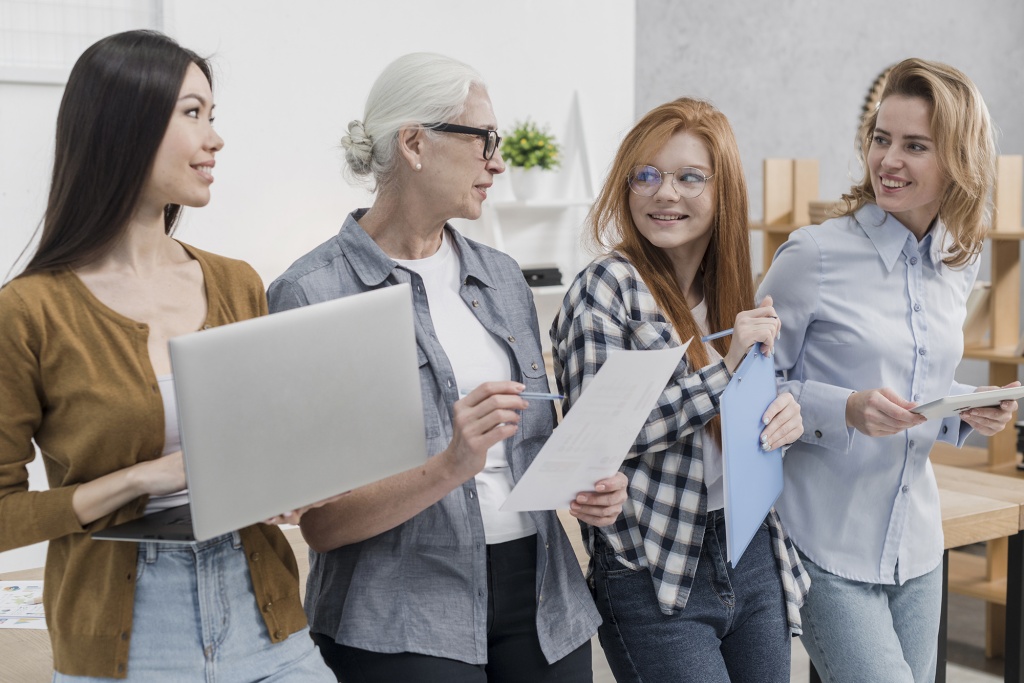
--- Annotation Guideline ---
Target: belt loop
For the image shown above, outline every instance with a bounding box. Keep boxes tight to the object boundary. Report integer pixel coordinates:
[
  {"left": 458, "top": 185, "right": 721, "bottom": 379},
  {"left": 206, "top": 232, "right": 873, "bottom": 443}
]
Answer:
[
  {"left": 144, "top": 541, "right": 158, "bottom": 564},
  {"left": 230, "top": 530, "right": 242, "bottom": 549}
]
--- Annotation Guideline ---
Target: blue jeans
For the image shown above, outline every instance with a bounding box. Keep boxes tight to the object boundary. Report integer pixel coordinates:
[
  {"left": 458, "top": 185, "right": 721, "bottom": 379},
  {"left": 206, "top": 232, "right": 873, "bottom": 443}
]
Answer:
[
  {"left": 592, "top": 511, "right": 790, "bottom": 683},
  {"left": 53, "top": 532, "right": 334, "bottom": 682},
  {"left": 798, "top": 552, "right": 942, "bottom": 683}
]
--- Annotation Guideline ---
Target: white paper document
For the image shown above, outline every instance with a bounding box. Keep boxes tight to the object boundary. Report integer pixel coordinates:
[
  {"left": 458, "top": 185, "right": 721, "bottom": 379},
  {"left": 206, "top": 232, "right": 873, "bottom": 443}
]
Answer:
[
  {"left": 0, "top": 581, "right": 46, "bottom": 629},
  {"left": 501, "top": 343, "right": 689, "bottom": 511}
]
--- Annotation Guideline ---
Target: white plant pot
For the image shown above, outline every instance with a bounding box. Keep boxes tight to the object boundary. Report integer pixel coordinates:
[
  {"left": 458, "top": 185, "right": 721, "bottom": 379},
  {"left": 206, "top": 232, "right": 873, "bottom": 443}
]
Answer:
[{"left": 509, "top": 166, "right": 548, "bottom": 202}]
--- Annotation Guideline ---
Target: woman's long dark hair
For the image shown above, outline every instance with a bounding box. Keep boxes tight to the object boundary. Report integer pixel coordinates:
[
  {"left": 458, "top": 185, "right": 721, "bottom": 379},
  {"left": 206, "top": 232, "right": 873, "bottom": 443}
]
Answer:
[{"left": 18, "top": 30, "right": 211, "bottom": 277}]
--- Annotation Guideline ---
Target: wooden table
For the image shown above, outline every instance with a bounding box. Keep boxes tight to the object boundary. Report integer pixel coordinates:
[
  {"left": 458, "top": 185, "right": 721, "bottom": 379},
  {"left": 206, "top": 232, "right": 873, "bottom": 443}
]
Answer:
[
  {"left": 0, "top": 528, "right": 312, "bottom": 682},
  {"left": 933, "top": 464, "right": 1024, "bottom": 683}
]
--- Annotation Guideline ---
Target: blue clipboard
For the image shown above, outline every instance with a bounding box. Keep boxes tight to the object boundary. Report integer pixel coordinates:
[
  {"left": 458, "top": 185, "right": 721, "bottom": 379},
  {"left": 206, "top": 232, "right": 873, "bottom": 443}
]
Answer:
[{"left": 720, "top": 346, "right": 783, "bottom": 567}]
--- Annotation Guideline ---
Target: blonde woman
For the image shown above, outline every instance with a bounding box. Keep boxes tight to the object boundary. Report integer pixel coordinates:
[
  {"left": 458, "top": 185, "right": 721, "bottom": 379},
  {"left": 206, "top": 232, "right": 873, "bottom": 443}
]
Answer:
[{"left": 759, "top": 58, "right": 1019, "bottom": 682}]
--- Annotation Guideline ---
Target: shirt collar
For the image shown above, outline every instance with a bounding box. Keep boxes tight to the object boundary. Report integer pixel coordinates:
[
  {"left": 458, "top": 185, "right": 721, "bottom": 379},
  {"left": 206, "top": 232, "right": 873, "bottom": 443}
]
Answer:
[
  {"left": 855, "top": 203, "right": 948, "bottom": 275},
  {"left": 336, "top": 209, "right": 497, "bottom": 289}
]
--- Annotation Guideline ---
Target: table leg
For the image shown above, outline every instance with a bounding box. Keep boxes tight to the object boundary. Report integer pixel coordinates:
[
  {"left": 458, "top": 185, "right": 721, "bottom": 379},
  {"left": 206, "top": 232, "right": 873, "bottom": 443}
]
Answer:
[
  {"left": 1006, "top": 532, "right": 1023, "bottom": 683},
  {"left": 937, "top": 549, "right": 948, "bottom": 683}
]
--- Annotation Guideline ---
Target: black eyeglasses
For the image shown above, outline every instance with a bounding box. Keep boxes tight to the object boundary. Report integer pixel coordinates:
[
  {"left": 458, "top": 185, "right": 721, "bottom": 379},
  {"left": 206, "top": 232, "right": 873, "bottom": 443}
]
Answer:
[
  {"left": 627, "top": 165, "right": 715, "bottom": 198},
  {"left": 425, "top": 123, "right": 502, "bottom": 160}
]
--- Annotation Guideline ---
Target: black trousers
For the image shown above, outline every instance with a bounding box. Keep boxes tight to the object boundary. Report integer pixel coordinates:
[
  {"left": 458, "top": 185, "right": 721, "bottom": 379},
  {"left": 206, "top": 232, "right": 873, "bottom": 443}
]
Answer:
[{"left": 311, "top": 535, "right": 592, "bottom": 683}]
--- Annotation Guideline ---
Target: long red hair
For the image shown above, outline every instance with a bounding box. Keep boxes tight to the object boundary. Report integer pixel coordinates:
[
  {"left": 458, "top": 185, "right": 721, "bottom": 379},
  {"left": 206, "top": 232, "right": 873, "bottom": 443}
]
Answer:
[{"left": 588, "top": 98, "right": 754, "bottom": 444}]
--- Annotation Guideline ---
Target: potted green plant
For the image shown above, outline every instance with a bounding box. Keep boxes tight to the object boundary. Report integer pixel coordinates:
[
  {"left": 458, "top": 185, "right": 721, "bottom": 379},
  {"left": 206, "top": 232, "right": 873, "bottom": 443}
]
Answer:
[{"left": 500, "top": 119, "right": 560, "bottom": 201}]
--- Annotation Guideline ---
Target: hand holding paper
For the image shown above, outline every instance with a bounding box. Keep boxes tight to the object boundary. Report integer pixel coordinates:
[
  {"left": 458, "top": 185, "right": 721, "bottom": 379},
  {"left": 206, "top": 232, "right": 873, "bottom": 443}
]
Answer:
[{"left": 501, "top": 344, "right": 689, "bottom": 512}]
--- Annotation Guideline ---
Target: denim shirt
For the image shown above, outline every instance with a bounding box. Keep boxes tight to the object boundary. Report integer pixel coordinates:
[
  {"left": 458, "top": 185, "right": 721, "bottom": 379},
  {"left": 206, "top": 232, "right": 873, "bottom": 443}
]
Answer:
[
  {"left": 757, "top": 204, "right": 976, "bottom": 585},
  {"left": 267, "top": 210, "right": 600, "bottom": 665}
]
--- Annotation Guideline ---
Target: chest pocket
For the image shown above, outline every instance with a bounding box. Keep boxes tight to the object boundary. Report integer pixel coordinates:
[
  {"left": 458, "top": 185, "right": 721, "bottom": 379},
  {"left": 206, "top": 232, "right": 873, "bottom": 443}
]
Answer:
[
  {"left": 508, "top": 340, "right": 554, "bottom": 442},
  {"left": 625, "top": 319, "right": 677, "bottom": 351},
  {"left": 416, "top": 347, "right": 443, "bottom": 440}
]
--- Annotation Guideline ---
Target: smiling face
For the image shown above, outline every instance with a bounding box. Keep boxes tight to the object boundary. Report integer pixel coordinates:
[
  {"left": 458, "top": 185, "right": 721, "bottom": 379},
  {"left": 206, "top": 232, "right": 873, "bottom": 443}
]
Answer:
[
  {"left": 423, "top": 86, "right": 505, "bottom": 222},
  {"left": 868, "top": 94, "right": 946, "bottom": 237},
  {"left": 141, "top": 62, "right": 224, "bottom": 213},
  {"left": 628, "top": 130, "right": 715, "bottom": 263}
]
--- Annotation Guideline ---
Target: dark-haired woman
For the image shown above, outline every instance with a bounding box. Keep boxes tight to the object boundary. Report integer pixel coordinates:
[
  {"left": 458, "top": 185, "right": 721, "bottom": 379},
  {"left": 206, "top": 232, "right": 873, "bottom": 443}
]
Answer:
[{"left": 0, "top": 31, "right": 334, "bottom": 680}]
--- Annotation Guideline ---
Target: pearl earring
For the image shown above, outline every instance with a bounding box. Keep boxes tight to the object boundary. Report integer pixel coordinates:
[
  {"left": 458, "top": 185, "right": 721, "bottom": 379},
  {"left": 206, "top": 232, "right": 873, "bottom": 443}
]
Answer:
[{"left": 415, "top": 163, "right": 422, "bottom": 171}]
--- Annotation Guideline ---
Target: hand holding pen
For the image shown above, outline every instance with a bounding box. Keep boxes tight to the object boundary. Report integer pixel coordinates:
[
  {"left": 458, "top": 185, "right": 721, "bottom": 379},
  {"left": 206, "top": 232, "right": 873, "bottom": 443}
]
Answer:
[{"left": 720, "top": 296, "right": 781, "bottom": 372}]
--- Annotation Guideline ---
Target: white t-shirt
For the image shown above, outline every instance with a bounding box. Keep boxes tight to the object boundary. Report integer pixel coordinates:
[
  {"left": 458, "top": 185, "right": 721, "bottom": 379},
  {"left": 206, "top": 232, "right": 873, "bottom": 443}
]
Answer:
[
  {"left": 691, "top": 298, "right": 724, "bottom": 512},
  {"left": 394, "top": 233, "right": 536, "bottom": 543},
  {"left": 144, "top": 374, "right": 189, "bottom": 514}
]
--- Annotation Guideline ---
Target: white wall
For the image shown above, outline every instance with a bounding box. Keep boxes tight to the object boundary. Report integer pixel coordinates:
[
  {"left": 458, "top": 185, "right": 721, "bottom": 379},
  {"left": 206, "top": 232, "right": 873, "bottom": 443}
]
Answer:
[{"left": 0, "top": 1, "right": 636, "bottom": 572}]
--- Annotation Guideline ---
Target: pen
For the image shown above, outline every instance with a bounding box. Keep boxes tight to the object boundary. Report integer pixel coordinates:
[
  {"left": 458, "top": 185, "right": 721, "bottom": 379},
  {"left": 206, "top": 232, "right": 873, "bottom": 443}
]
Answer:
[
  {"left": 701, "top": 328, "right": 733, "bottom": 343},
  {"left": 701, "top": 316, "right": 780, "bottom": 343},
  {"left": 459, "top": 391, "right": 564, "bottom": 401}
]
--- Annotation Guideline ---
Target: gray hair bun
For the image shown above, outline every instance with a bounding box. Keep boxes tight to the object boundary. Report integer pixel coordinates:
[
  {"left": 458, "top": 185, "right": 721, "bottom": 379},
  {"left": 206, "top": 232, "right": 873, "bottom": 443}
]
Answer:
[{"left": 341, "top": 119, "right": 374, "bottom": 175}]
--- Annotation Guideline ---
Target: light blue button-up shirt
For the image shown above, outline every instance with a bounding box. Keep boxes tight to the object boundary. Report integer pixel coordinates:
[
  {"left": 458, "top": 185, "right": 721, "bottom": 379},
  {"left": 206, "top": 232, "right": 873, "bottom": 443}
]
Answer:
[{"left": 757, "top": 204, "right": 976, "bottom": 584}]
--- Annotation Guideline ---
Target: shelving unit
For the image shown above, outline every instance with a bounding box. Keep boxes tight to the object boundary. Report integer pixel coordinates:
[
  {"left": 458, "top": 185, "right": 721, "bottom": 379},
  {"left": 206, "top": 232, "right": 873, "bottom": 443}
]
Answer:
[
  {"left": 751, "top": 158, "right": 819, "bottom": 277},
  {"left": 755, "top": 155, "right": 1024, "bottom": 658}
]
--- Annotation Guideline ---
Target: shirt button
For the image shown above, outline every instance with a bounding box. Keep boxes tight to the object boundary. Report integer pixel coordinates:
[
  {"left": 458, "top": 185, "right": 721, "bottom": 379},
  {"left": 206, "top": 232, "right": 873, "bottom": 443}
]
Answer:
[
  {"left": 914, "top": 394, "right": 921, "bottom": 402},
  {"left": 472, "top": 300, "right": 480, "bottom": 308},
  {"left": 942, "top": 425, "right": 949, "bottom": 434},
  {"left": 538, "top": 594, "right": 543, "bottom": 603},
  {"left": 507, "top": 336, "right": 516, "bottom": 343},
  {"left": 918, "top": 348, "right": 926, "bottom": 356},
  {"left": 910, "top": 257, "right": 918, "bottom": 265},
  {"left": 417, "top": 285, "right": 422, "bottom": 293},
  {"left": 909, "top": 440, "right": 916, "bottom": 448},
  {"left": 447, "top": 379, "right": 453, "bottom": 388},
  {"left": 274, "top": 630, "right": 284, "bottom": 640},
  {"left": 469, "top": 490, "right": 475, "bottom": 499},
  {"left": 913, "top": 303, "right": 921, "bottom": 312},
  {"left": 263, "top": 602, "right": 274, "bottom": 613},
  {"left": 902, "top": 485, "right": 910, "bottom": 493},
  {"left": 814, "top": 430, "right": 823, "bottom": 438},
  {"left": 250, "top": 552, "right": 261, "bottom": 562},
  {"left": 531, "top": 362, "right": 539, "bottom": 371}
]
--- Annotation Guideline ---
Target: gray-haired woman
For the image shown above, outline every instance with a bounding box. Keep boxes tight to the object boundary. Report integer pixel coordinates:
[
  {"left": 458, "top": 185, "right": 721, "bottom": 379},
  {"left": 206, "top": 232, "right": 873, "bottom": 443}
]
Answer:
[{"left": 267, "top": 52, "right": 626, "bottom": 683}]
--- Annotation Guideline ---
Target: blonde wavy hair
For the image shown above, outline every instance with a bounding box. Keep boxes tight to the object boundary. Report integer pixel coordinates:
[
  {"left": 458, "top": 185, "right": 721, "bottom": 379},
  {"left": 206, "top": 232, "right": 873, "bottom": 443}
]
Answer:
[{"left": 842, "top": 58, "right": 996, "bottom": 268}]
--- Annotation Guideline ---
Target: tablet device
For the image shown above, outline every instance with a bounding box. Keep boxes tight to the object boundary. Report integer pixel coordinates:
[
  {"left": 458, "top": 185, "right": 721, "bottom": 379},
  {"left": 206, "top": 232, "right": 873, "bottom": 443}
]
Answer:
[{"left": 911, "top": 385, "right": 1024, "bottom": 420}]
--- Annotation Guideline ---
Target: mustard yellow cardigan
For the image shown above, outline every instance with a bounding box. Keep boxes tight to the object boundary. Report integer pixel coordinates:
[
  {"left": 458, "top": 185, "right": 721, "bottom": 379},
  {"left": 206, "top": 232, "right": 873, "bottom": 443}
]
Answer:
[{"left": 0, "top": 243, "right": 306, "bottom": 678}]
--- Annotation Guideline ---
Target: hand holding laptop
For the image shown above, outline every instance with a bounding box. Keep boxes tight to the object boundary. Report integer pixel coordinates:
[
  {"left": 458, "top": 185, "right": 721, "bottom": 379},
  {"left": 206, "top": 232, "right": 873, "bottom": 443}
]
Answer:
[{"left": 262, "top": 490, "right": 353, "bottom": 526}]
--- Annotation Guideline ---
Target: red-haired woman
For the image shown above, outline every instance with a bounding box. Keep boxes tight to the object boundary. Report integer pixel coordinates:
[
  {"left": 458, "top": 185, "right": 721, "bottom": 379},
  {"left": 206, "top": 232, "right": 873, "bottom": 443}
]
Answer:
[{"left": 551, "top": 97, "right": 808, "bottom": 682}]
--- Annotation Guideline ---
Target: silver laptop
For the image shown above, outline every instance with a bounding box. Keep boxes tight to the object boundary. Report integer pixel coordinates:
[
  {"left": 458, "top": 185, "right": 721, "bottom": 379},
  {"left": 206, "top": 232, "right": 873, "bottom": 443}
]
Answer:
[{"left": 93, "top": 283, "right": 425, "bottom": 543}]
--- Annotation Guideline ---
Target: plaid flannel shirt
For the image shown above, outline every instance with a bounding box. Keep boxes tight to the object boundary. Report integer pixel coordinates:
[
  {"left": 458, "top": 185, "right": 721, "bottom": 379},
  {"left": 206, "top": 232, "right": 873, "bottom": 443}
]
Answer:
[{"left": 550, "top": 251, "right": 810, "bottom": 634}]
